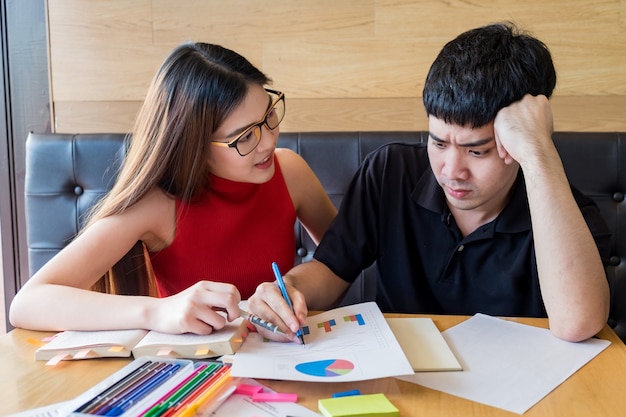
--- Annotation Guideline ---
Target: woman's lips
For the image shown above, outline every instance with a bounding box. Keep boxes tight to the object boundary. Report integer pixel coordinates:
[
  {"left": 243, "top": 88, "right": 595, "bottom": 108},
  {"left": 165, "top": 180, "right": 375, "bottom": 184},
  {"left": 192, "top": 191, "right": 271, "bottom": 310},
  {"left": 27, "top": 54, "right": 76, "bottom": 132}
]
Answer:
[{"left": 255, "top": 154, "right": 273, "bottom": 169}]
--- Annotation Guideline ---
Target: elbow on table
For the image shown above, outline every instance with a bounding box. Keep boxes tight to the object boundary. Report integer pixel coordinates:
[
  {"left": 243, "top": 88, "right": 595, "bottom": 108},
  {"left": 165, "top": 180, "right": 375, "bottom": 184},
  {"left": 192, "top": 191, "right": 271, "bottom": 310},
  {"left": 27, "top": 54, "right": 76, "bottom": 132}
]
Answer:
[
  {"left": 549, "top": 315, "right": 608, "bottom": 343},
  {"left": 8, "top": 297, "right": 27, "bottom": 330},
  {"left": 8, "top": 291, "right": 42, "bottom": 331}
]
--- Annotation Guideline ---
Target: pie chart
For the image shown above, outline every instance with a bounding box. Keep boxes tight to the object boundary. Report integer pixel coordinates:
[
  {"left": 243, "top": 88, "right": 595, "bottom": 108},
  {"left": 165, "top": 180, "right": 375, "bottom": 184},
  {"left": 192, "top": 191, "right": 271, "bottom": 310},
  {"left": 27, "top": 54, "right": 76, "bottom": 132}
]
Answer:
[{"left": 295, "top": 359, "right": 355, "bottom": 377}]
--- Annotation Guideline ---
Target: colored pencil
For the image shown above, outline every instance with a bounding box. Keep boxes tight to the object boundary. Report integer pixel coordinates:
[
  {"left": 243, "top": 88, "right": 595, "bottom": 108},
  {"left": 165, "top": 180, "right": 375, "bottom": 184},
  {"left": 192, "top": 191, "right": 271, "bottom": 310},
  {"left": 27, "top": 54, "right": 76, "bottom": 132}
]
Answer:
[
  {"left": 74, "top": 361, "right": 160, "bottom": 414},
  {"left": 164, "top": 365, "right": 229, "bottom": 413},
  {"left": 171, "top": 367, "right": 235, "bottom": 417},
  {"left": 90, "top": 362, "right": 169, "bottom": 415},
  {"left": 102, "top": 363, "right": 181, "bottom": 416},
  {"left": 140, "top": 363, "right": 219, "bottom": 417}
]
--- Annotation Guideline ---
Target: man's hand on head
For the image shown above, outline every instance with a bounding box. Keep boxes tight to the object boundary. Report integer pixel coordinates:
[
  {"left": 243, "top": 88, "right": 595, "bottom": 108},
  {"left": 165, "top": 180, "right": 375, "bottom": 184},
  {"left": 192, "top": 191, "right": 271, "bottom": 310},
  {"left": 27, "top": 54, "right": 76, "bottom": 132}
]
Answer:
[{"left": 493, "top": 94, "right": 554, "bottom": 167}]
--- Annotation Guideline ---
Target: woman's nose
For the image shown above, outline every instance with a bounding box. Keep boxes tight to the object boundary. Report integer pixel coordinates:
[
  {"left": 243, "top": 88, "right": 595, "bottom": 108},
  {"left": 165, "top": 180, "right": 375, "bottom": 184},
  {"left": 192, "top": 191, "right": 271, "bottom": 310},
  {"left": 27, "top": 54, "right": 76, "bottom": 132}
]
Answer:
[{"left": 256, "top": 124, "right": 278, "bottom": 152}]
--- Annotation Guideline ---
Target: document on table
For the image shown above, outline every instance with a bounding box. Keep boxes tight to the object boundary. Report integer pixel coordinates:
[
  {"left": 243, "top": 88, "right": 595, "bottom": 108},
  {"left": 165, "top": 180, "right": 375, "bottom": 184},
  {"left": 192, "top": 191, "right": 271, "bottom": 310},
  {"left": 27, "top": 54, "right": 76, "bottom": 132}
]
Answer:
[
  {"left": 231, "top": 302, "right": 414, "bottom": 382},
  {"left": 398, "top": 313, "right": 611, "bottom": 414},
  {"left": 6, "top": 402, "right": 70, "bottom": 417}
]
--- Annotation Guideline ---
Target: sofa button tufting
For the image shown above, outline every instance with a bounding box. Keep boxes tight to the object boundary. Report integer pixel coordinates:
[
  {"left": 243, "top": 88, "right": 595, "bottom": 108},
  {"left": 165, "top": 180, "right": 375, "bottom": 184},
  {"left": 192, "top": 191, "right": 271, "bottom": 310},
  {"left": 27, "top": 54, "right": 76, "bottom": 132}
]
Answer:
[
  {"left": 296, "top": 247, "right": 308, "bottom": 257},
  {"left": 73, "top": 186, "right": 83, "bottom": 196},
  {"left": 612, "top": 192, "right": 624, "bottom": 202},
  {"left": 609, "top": 256, "right": 621, "bottom": 266}
]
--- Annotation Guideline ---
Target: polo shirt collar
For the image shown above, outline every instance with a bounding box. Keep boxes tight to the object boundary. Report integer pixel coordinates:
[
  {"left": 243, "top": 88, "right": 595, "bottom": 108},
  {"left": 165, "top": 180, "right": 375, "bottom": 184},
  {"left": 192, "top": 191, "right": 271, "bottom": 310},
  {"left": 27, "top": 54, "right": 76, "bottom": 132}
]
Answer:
[{"left": 412, "top": 168, "right": 531, "bottom": 234}]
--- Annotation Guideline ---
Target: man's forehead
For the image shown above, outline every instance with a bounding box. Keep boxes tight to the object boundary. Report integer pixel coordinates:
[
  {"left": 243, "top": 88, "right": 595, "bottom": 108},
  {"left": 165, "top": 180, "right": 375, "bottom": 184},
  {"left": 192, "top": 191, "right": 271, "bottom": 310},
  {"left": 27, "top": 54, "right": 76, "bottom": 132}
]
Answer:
[{"left": 428, "top": 116, "right": 495, "bottom": 145}]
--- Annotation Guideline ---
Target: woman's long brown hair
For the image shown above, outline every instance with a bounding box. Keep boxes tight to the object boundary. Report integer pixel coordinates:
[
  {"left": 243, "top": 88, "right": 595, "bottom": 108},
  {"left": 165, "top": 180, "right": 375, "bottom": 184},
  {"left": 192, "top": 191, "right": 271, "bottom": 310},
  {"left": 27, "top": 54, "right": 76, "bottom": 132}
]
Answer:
[{"left": 85, "top": 42, "right": 270, "bottom": 296}]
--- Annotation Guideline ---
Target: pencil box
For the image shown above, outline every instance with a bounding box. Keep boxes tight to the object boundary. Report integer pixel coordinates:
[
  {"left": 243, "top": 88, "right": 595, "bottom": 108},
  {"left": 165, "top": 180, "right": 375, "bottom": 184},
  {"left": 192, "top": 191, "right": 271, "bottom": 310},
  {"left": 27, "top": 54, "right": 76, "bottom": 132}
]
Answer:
[{"left": 58, "top": 357, "right": 238, "bottom": 417}]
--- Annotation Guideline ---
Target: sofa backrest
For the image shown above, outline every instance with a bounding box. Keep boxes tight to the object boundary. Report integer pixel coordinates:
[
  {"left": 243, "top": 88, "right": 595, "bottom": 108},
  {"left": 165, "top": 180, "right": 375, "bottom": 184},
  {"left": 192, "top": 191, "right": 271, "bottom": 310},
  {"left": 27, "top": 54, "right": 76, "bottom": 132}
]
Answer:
[{"left": 24, "top": 131, "right": 626, "bottom": 342}]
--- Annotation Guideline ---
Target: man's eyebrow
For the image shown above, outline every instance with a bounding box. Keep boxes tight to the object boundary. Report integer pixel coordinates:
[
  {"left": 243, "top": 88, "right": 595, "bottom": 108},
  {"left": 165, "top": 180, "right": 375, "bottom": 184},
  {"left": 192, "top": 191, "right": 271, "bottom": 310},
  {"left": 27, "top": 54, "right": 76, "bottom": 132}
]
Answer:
[
  {"left": 428, "top": 132, "right": 446, "bottom": 143},
  {"left": 428, "top": 131, "right": 494, "bottom": 147}
]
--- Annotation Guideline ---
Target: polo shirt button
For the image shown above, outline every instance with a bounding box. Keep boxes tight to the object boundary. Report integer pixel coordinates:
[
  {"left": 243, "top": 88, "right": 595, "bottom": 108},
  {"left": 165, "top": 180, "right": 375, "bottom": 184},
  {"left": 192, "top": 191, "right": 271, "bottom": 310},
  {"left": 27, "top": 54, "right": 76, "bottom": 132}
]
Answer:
[{"left": 457, "top": 245, "right": 465, "bottom": 252}]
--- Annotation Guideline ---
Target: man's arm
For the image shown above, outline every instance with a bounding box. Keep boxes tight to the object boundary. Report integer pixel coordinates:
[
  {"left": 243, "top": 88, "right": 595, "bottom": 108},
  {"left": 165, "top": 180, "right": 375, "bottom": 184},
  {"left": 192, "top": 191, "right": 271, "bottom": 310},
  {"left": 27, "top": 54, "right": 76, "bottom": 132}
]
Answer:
[{"left": 494, "top": 94, "right": 610, "bottom": 342}]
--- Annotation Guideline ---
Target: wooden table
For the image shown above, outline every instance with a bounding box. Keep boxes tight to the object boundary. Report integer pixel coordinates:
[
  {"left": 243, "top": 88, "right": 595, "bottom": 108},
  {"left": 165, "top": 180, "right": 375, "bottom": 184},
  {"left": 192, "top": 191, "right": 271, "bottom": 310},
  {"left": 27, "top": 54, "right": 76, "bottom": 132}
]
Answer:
[{"left": 2, "top": 314, "right": 626, "bottom": 416}]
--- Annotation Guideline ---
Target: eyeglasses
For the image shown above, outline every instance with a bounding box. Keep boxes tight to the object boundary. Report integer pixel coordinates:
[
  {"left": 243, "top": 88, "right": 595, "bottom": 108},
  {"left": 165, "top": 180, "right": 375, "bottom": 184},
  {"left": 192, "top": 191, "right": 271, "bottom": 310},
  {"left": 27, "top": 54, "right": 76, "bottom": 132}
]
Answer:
[{"left": 210, "top": 88, "right": 285, "bottom": 156}]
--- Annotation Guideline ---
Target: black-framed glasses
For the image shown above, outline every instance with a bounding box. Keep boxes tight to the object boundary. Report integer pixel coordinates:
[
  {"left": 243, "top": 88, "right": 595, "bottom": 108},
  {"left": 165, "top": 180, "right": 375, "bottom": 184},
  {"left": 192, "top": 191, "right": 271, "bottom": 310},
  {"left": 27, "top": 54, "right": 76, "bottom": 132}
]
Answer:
[{"left": 210, "top": 88, "right": 285, "bottom": 156}]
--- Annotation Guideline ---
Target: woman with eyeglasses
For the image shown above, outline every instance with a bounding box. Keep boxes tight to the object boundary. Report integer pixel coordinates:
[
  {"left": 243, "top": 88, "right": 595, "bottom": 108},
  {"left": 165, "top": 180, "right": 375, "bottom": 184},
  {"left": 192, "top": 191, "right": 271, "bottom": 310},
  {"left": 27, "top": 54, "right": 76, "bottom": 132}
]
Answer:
[{"left": 10, "top": 42, "right": 337, "bottom": 335}]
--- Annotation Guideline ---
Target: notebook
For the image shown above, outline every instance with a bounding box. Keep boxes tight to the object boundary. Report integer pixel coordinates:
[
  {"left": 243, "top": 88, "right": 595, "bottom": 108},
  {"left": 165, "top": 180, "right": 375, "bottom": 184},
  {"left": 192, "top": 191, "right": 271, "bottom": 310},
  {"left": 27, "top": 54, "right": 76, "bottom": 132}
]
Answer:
[{"left": 386, "top": 317, "right": 462, "bottom": 371}]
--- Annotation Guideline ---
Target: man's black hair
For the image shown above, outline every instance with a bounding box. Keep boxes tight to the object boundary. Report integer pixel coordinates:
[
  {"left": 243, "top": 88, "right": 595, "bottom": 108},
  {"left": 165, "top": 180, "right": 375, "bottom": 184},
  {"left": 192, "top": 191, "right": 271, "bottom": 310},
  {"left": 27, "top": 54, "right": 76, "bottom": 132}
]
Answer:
[{"left": 423, "top": 22, "right": 556, "bottom": 128}]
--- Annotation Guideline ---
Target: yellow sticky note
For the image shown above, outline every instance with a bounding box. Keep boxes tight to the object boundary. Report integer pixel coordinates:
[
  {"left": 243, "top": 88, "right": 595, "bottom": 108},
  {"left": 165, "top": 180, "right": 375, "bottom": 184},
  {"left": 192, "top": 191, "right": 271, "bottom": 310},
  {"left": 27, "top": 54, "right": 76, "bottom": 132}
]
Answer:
[
  {"left": 108, "top": 346, "right": 125, "bottom": 353},
  {"left": 318, "top": 393, "right": 399, "bottom": 417}
]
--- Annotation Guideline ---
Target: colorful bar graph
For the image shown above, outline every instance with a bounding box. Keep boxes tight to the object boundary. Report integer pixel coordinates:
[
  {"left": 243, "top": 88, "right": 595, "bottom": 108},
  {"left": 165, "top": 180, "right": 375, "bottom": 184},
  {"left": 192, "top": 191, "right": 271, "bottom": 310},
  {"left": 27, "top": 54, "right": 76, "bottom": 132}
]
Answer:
[
  {"left": 343, "top": 314, "right": 365, "bottom": 325},
  {"left": 317, "top": 319, "right": 337, "bottom": 332}
]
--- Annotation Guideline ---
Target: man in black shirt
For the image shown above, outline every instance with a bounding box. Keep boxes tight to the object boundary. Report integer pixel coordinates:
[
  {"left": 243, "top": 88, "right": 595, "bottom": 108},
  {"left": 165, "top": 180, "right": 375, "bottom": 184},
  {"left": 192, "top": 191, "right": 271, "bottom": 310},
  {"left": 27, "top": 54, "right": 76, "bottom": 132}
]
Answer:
[{"left": 250, "top": 22, "right": 611, "bottom": 342}]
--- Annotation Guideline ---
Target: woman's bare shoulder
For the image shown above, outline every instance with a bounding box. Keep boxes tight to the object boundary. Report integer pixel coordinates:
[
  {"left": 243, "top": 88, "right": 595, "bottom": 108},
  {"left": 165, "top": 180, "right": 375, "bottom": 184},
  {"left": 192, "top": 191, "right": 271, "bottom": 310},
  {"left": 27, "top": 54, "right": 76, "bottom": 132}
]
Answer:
[
  {"left": 275, "top": 147, "right": 311, "bottom": 174},
  {"left": 126, "top": 187, "right": 177, "bottom": 250}
]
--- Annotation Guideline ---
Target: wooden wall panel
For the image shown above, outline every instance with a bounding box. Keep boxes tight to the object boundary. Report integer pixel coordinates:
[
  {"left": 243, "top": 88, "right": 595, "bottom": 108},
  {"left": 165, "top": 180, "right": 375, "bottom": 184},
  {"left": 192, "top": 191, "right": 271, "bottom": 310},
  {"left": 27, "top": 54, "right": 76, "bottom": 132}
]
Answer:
[
  {"left": 47, "top": 0, "right": 626, "bottom": 133},
  {"left": 47, "top": 0, "right": 165, "bottom": 101},
  {"left": 263, "top": 39, "right": 426, "bottom": 98},
  {"left": 151, "top": 0, "right": 376, "bottom": 44}
]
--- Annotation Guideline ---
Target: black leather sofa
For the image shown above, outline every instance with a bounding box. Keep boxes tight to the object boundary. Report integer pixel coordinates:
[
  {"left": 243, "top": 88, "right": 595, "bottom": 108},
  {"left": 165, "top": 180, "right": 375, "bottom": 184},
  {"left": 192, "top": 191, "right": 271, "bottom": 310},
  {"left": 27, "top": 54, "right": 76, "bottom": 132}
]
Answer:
[{"left": 24, "top": 131, "right": 626, "bottom": 342}]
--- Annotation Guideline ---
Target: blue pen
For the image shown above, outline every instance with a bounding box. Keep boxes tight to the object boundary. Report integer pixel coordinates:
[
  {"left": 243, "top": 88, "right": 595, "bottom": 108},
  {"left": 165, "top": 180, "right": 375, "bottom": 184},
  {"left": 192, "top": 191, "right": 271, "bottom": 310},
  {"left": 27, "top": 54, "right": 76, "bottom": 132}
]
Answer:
[{"left": 272, "top": 262, "right": 305, "bottom": 345}]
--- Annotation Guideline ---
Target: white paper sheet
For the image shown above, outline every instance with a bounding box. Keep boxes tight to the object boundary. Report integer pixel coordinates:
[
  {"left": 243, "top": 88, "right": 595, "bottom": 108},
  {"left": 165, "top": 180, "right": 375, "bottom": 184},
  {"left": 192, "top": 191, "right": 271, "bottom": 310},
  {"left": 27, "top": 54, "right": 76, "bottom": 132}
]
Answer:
[
  {"left": 398, "top": 314, "right": 611, "bottom": 414},
  {"left": 6, "top": 400, "right": 76, "bottom": 417},
  {"left": 231, "top": 302, "right": 414, "bottom": 382}
]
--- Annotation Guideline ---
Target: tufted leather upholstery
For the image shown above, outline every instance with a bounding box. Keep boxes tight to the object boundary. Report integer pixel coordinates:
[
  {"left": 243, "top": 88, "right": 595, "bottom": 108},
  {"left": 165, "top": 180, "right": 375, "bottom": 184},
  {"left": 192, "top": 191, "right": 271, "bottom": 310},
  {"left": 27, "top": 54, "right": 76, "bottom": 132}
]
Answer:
[
  {"left": 24, "top": 131, "right": 625, "bottom": 342},
  {"left": 25, "top": 133, "right": 128, "bottom": 272}
]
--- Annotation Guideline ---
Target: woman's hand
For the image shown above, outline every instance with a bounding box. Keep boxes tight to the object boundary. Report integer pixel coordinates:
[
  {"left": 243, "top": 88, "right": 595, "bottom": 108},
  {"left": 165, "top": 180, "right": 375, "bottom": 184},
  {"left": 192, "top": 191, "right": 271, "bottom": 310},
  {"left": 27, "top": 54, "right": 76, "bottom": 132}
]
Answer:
[
  {"left": 248, "top": 280, "right": 307, "bottom": 343},
  {"left": 148, "top": 281, "right": 242, "bottom": 334}
]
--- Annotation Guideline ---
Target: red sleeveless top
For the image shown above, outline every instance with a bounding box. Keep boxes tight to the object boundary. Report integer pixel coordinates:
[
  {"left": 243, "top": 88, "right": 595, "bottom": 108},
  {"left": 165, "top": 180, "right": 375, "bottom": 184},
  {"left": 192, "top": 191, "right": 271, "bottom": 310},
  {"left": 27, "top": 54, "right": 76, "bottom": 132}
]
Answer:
[{"left": 149, "top": 157, "right": 297, "bottom": 299}]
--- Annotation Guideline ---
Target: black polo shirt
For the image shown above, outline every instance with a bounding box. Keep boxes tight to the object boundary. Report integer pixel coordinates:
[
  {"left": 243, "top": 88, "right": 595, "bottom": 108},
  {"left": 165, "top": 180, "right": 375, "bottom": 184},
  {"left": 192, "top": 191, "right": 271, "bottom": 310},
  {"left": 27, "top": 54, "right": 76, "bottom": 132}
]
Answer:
[{"left": 314, "top": 142, "right": 611, "bottom": 317}]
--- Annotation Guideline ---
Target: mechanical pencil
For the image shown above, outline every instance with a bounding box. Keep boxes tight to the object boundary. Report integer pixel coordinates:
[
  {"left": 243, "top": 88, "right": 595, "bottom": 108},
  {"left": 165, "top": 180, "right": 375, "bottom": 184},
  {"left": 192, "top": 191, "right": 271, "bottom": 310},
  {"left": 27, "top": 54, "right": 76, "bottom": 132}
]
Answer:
[{"left": 240, "top": 309, "right": 288, "bottom": 337}]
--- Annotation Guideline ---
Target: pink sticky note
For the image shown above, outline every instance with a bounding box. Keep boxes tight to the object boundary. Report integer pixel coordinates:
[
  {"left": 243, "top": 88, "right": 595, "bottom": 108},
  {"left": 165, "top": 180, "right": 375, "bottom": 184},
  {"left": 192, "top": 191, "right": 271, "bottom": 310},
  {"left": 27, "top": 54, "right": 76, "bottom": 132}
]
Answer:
[
  {"left": 234, "top": 384, "right": 263, "bottom": 396},
  {"left": 251, "top": 392, "right": 298, "bottom": 403},
  {"left": 156, "top": 348, "right": 172, "bottom": 356},
  {"left": 45, "top": 353, "right": 71, "bottom": 366},
  {"left": 73, "top": 349, "right": 92, "bottom": 359}
]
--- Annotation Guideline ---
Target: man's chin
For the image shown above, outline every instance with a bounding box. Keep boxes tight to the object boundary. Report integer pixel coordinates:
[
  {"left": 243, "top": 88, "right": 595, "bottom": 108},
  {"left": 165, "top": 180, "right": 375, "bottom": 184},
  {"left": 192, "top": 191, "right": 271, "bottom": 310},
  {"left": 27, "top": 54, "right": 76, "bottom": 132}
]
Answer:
[{"left": 445, "top": 195, "right": 479, "bottom": 211}]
